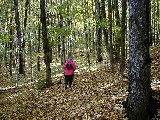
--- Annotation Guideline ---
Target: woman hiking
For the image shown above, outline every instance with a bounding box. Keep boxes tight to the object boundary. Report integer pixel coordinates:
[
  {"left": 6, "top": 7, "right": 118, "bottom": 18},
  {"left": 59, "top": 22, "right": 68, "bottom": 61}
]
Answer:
[{"left": 63, "top": 56, "right": 77, "bottom": 89}]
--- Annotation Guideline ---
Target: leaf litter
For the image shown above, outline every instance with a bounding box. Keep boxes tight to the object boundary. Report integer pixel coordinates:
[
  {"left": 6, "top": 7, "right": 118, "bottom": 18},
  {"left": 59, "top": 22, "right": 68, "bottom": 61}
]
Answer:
[{"left": 0, "top": 67, "right": 128, "bottom": 120}]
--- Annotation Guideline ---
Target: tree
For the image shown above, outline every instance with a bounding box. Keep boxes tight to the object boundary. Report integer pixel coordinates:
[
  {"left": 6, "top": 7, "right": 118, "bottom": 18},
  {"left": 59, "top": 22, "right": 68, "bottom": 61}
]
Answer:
[
  {"left": 114, "top": 0, "right": 121, "bottom": 63},
  {"left": 40, "top": 0, "right": 52, "bottom": 87},
  {"left": 108, "top": 0, "right": 114, "bottom": 71},
  {"left": 9, "top": 17, "right": 14, "bottom": 76},
  {"left": 127, "top": 0, "right": 152, "bottom": 119},
  {"left": 101, "top": 0, "right": 109, "bottom": 66},
  {"left": 120, "top": 0, "right": 127, "bottom": 74},
  {"left": 14, "top": 0, "right": 25, "bottom": 75},
  {"left": 59, "top": 0, "right": 66, "bottom": 65},
  {"left": 95, "top": 0, "right": 103, "bottom": 63}
]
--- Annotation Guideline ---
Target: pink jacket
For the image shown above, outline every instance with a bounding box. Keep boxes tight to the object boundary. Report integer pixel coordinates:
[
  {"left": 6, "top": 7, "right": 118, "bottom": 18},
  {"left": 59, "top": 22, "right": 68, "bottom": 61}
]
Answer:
[{"left": 64, "top": 59, "right": 76, "bottom": 75}]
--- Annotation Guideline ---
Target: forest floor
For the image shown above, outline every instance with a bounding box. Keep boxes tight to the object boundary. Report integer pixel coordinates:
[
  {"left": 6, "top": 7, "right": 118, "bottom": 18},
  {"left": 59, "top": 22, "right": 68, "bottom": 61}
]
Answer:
[
  {"left": 0, "top": 45, "right": 159, "bottom": 120},
  {"left": 0, "top": 68, "right": 128, "bottom": 119}
]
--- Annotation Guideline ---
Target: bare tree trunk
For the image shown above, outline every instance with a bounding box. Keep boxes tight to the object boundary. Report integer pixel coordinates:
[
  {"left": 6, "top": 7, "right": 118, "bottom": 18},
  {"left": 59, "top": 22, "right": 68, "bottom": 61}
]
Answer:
[
  {"left": 84, "top": 0, "right": 91, "bottom": 67},
  {"left": 29, "top": 31, "right": 34, "bottom": 82},
  {"left": 156, "top": 0, "right": 159, "bottom": 43},
  {"left": 40, "top": 0, "right": 52, "bottom": 87},
  {"left": 101, "top": 0, "right": 109, "bottom": 66},
  {"left": 108, "top": 0, "right": 114, "bottom": 71},
  {"left": 127, "top": 0, "right": 152, "bottom": 119},
  {"left": 37, "top": 24, "right": 41, "bottom": 71},
  {"left": 22, "top": 0, "right": 30, "bottom": 74},
  {"left": 120, "top": 0, "right": 127, "bottom": 74},
  {"left": 95, "top": 1, "right": 103, "bottom": 63},
  {"left": 152, "top": 0, "right": 156, "bottom": 44},
  {"left": 114, "top": 0, "right": 121, "bottom": 63},
  {"left": 60, "top": 0, "right": 66, "bottom": 65},
  {"left": 84, "top": 26, "right": 91, "bottom": 67},
  {"left": 9, "top": 18, "right": 13, "bottom": 76},
  {"left": 14, "top": 0, "right": 25, "bottom": 75}
]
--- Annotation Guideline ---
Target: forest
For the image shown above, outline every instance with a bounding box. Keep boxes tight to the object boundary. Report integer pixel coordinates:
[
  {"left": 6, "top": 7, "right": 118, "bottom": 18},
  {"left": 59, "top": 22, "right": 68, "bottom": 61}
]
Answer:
[{"left": 0, "top": 0, "right": 159, "bottom": 119}]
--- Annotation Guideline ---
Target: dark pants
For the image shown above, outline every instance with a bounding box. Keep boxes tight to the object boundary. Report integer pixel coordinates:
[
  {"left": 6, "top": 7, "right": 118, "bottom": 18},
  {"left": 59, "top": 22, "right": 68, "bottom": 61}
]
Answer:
[{"left": 65, "top": 75, "right": 74, "bottom": 89}]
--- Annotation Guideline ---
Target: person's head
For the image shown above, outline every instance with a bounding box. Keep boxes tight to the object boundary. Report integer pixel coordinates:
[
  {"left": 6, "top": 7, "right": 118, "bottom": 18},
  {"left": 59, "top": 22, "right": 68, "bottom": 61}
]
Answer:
[{"left": 68, "top": 56, "right": 73, "bottom": 60}]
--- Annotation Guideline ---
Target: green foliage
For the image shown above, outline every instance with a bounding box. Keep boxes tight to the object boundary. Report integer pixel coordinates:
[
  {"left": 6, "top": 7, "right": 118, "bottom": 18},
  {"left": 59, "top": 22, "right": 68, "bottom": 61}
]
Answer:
[
  {"left": 49, "top": 27, "right": 71, "bottom": 37},
  {"left": 158, "top": 66, "right": 160, "bottom": 72},
  {"left": 35, "top": 79, "right": 46, "bottom": 90}
]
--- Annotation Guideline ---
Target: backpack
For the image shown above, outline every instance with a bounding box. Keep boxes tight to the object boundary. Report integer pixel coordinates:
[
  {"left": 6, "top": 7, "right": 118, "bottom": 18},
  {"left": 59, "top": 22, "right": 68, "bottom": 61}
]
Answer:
[{"left": 66, "top": 62, "right": 73, "bottom": 70}]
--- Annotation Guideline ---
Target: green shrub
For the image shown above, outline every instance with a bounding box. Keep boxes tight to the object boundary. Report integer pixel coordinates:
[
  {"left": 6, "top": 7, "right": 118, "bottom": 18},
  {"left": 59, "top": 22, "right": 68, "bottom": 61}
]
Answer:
[{"left": 36, "top": 79, "right": 46, "bottom": 90}]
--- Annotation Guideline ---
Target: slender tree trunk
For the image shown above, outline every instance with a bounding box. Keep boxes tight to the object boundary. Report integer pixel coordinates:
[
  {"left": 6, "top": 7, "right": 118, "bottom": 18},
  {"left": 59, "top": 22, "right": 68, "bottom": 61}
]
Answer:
[
  {"left": 22, "top": 0, "right": 30, "bottom": 74},
  {"left": 40, "top": 0, "right": 52, "bottom": 87},
  {"left": 9, "top": 18, "right": 13, "bottom": 76},
  {"left": 29, "top": 32, "right": 34, "bottom": 81},
  {"left": 101, "top": 0, "right": 109, "bottom": 66},
  {"left": 37, "top": 24, "right": 41, "bottom": 71},
  {"left": 152, "top": 0, "right": 156, "bottom": 44},
  {"left": 156, "top": 0, "right": 159, "bottom": 43},
  {"left": 95, "top": 1, "right": 103, "bottom": 63},
  {"left": 127, "top": 0, "right": 152, "bottom": 119},
  {"left": 84, "top": 0, "right": 91, "bottom": 67},
  {"left": 108, "top": 0, "right": 114, "bottom": 71},
  {"left": 67, "top": 0, "right": 71, "bottom": 56},
  {"left": 120, "top": 0, "right": 127, "bottom": 74},
  {"left": 84, "top": 26, "right": 91, "bottom": 67},
  {"left": 4, "top": 45, "right": 8, "bottom": 69},
  {"left": 14, "top": 0, "right": 25, "bottom": 75},
  {"left": 149, "top": 0, "right": 152, "bottom": 46},
  {"left": 60, "top": 0, "right": 66, "bottom": 65},
  {"left": 114, "top": 0, "right": 121, "bottom": 63},
  {"left": 58, "top": 37, "right": 61, "bottom": 58}
]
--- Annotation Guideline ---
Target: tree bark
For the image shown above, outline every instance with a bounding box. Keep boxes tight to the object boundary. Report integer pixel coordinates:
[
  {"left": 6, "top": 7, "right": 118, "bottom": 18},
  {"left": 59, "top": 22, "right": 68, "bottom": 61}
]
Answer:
[
  {"left": 9, "top": 18, "right": 13, "bottom": 76},
  {"left": 95, "top": 1, "right": 103, "bottom": 63},
  {"left": 22, "top": 0, "right": 30, "bottom": 73},
  {"left": 114, "top": 0, "right": 121, "bottom": 63},
  {"left": 101, "top": 0, "right": 109, "bottom": 63},
  {"left": 156, "top": 0, "right": 159, "bottom": 43},
  {"left": 40, "top": 0, "right": 52, "bottom": 87},
  {"left": 108, "top": 0, "right": 114, "bottom": 71},
  {"left": 60, "top": 0, "right": 66, "bottom": 65},
  {"left": 37, "top": 24, "right": 41, "bottom": 71},
  {"left": 127, "top": 0, "right": 152, "bottom": 119},
  {"left": 84, "top": 26, "right": 91, "bottom": 67},
  {"left": 14, "top": 0, "right": 25, "bottom": 75},
  {"left": 120, "top": 0, "right": 127, "bottom": 74}
]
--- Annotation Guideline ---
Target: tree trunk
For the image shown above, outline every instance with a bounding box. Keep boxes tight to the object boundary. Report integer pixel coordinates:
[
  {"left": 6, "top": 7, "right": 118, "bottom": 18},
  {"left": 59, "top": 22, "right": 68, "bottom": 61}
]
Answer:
[
  {"left": 156, "top": 0, "right": 159, "bottom": 43},
  {"left": 40, "top": 0, "right": 52, "bottom": 87},
  {"left": 60, "top": 0, "right": 66, "bottom": 65},
  {"left": 95, "top": 1, "right": 103, "bottom": 63},
  {"left": 108, "top": 0, "right": 114, "bottom": 71},
  {"left": 9, "top": 18, "right": 13, "bottom": 76},
  {"left": 84, "top": 26, "right": 91, "bottom": 67},
  {"left": 127, "top": 0, "right": 152, "bottom": 119},
  {"left": 114, "top": 0, "right": 121, "bottom": 63},
  {"left": 120, "top": 0, "right": 127, "bottom": 74},
  {"left": 101, "top": 0, "right": 109, "bottom": 66},
  {"left": 37, "top": 24, "right": 41, "bottom": 71},
  {"left": 84, "top": 0, "right": 91, "bottom": 67},
  {"left": 152, "top": 0, "right": 156, "bottom": 44},
  {"left": 14, "top": 0, "right": 25, "bottom": 75},
  {"left": 22, "top": 0, "right": 30, "bottom": 73}
]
